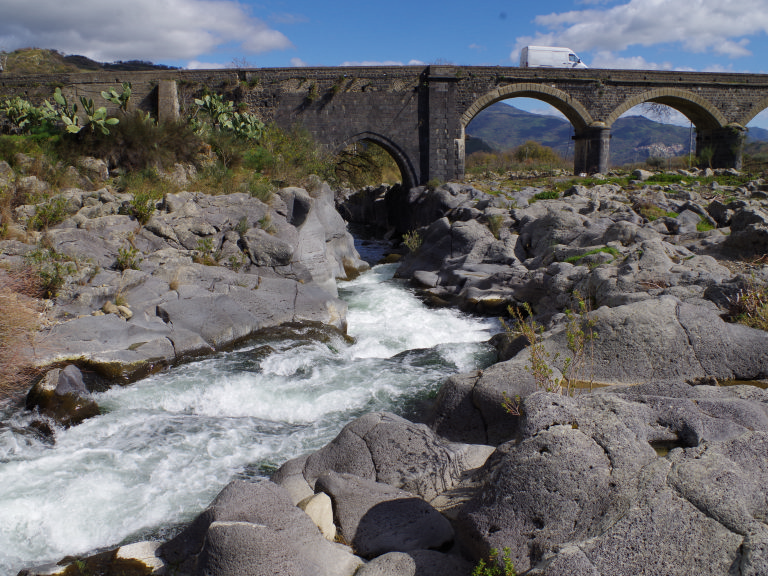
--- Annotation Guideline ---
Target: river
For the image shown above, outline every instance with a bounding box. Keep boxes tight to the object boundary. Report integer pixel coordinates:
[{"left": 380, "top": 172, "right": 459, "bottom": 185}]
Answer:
[{"left": 0, "top": 244, "right": 500, "bottom": 574}]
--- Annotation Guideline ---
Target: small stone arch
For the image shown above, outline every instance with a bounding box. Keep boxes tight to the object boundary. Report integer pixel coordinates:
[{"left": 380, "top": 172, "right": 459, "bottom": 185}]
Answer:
[
  {"left": 460, "top": 83, "right": 594, "bottom": 132},
  {"left": 334, "top": 132, "right": 418, "bottom": 191},
  {"left": 605, "top": 88, "right": 728, "bottom": 129}
]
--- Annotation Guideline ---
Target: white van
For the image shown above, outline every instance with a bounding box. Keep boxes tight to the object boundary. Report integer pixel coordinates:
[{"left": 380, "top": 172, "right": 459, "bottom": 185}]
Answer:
[{"left": 520, "top": 46, "right": 587, "bottom": 69}]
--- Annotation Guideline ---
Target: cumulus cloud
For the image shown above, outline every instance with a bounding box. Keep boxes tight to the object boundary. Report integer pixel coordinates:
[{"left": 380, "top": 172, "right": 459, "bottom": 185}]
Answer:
[
  {"left": 290, "top": 57, "right": 308, "bottom": 67},
  {"left": 0, "top": 0, "right": 293, "bottom": 63},
  {"left": 589, "top": 51, "right": 673, "bottom": 70},
  {"left": 513, "top": 0, "right": 768, "bottom": 61}
]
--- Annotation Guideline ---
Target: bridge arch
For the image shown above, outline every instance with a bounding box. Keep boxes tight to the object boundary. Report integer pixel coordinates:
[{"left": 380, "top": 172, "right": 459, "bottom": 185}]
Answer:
[
  {"left": 333, "top": 132, "right": 418, "bottom": 191},
  {"left": 460, "top": 83, "right": 594, "bottom": 132},
  {"left": 605, "top": 88, "right": 728, "bottom": 129},
  {"left": 736, "top": 94, "right": 768, "bottom": 128}
]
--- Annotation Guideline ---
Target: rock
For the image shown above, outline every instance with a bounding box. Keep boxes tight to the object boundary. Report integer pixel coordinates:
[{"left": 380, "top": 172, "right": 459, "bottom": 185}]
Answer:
[
  {"left": 298, "top": 492, "right": 337, "bottom": 541},
  {"left": 455, "top": 386, "right": 768, "bottom": 574},
  {"left": 632, "top": 169, "right": 654, "bottom": 181},
  {"left": 77, "top": 156, "right": 109, "bottom": 181},
  {"left": 355, "top": 550, "right": 474, "bottom": 576},
  {"left": 291, "top": 411, "right": 494, "bottom": 501},
  {"left": 160, "top": 479, "right": 362, "bottom": 576},
  {"left": 18, "top": 541, "right": 166, "bottom": 575},
  {"left": 430, "top": 296, "right": 768, "bottom": 445},
  {"left": 25, "top": 365, "right": 100, "bottom": 427},
  {"left": 315, "top": 471, "right": 454, "bottom": 558}
]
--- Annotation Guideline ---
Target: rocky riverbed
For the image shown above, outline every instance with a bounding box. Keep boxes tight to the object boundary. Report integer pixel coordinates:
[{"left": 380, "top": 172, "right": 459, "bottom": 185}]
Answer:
[{"left": 3, "top": 160, "right": 768, "bottom": 575}]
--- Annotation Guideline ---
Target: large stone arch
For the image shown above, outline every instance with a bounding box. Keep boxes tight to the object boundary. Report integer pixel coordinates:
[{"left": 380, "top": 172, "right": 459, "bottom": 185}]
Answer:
[
  {"left": 606, "top": 88, "right": 742, "bottom": 169},
  {"left": 334, "top": 132, "right": 418, "bottom": 191},
  {"left": 460, "top": 83, "right": 598, "bottom": 174},
  {"left": 605, "top": 88, "right": 728, "bottom": 129},
  {"left": 460, "top": 83, "right": 594, "bottom": 133}
]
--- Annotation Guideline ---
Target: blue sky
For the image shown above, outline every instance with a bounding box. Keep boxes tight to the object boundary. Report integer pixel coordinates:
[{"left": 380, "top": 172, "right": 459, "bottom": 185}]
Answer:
[{"left": 3, "top": 0, "right": 768, "bottom": 126}]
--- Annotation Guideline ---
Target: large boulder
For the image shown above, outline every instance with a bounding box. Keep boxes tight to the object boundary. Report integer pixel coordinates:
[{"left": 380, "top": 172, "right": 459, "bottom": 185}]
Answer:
[
  {"left": 315, "top": 471, "right": 454, "bottom": 558},
  {"left": 456, "top": 384, "right": 768, "bottom": 574},
  {"left": 159, "top": 479, "right": 362, "bottom": 576},
  {"left": 273, "top": 412, "right": 494, "bottom": 502}
]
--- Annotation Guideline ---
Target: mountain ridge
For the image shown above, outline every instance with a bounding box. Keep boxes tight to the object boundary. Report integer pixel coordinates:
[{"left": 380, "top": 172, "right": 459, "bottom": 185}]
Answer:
[{"left": 466, "top": 101, "right": 768, "bottom": 166}]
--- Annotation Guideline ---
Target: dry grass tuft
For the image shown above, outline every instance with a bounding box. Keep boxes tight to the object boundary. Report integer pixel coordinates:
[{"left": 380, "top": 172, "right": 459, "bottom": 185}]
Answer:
[{"left": 0, "top": 266, "right": 44, "bottom": 401}]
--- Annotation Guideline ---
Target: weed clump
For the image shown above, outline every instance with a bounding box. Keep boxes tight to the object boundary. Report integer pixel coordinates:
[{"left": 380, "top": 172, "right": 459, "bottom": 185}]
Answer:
[{"left": 0, "top": 267, "right": 42, "bottom": 400}]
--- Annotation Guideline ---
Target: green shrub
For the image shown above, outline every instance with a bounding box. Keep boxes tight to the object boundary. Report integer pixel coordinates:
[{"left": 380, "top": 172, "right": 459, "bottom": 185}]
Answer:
[
  {"left": 24, "top": 245, "right": 76, "bottom": 298},
  {"left": 115, "top": 245, "right": 142, "bottom": 271},
  {"left": 27, "top": 195, "right": 69, "bottom": 230},
  {"left": 426, "top": 178, "right": 443, "bottom": 191},
  {"left": 472, "top": 547, "right": 516, "bottom": 576},
  {"left": 513, "top": 141, "right": 562, "bottom": 164},
  {"left": 125, "top": 191, "right": 157, "bottom": 225},
  {"left": 402, "top": 230, "right": 422, "bottom": 252}
]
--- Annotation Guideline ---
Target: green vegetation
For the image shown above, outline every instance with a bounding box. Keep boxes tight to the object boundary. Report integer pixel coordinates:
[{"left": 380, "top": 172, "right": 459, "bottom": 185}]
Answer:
[
  {"left": 726, "top": 277, "right": 768, "bottom": 331},
  {"left": 486, "top": 214, "right": 505, "bottom": 239},
  {"left": 466, "top": 141, "right": 568, "bottom": 176},
  {"left": 529, "top": 190, "right": 560, "bottom": 203},
  {"left": 27, "top": 194, "right": 69, "bottom": 230},
  {"left": 24, "top": 245, "right": 77, "bottom": 298},
  {"left": 402, "top": 230, "right": 422, "bottom": 252},
  {"left": 115, "top": 245, "right": 142, "bottom": 271},
  {"left": 633, "top": 201, "right": 678, "bottom": 221},
  {"left": 504, "top": 292, "right": 597, "bottom": 396},
  {"left": 563, "top": 246, "right": 621, "bottom": 265},
  {"left": 696, "top": 218, "right": 716, "bottom": 232},
  {"left": 472, "top": 547, "right": 516, "bottom": 576}
]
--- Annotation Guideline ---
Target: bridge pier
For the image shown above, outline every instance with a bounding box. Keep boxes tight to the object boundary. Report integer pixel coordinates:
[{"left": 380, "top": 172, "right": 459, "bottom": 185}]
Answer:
[
  {"left": 695, "top": 126, "right": 745, "bottom": 170},
  {"left": 573, "top": 125, "right": 610, "bottom": 175}
]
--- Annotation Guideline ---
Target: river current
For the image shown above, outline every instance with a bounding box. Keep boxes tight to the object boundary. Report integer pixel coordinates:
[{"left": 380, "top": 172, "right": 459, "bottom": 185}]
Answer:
[{"left": 0, "top": 245, "right": 500, "bottom": 574}]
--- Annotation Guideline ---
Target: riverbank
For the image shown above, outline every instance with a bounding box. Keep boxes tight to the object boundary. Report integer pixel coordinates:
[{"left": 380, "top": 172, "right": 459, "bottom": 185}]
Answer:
[{"left": 3, "top": 161, "right": 768, "bottom": 575}]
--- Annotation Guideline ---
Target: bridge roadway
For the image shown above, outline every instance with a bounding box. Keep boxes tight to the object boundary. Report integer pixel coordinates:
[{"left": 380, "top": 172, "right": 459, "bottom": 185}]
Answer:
[{"left": 4, "top": 65, "right": 768, "bottom": 186}]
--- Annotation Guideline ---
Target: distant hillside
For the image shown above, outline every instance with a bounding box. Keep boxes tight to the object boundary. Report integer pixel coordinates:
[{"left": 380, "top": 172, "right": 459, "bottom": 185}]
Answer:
[
  {"left": 1, "top": 48, "right": 178, "bottom": 75},
  {"left": 466, "top": 102, "right": 768, "bottom": 167}
]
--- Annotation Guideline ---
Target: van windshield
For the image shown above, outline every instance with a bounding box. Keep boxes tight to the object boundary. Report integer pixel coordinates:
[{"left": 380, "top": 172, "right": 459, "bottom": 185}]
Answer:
[{"left": 569, "top": 54, "right": 580, "bottom": 63}]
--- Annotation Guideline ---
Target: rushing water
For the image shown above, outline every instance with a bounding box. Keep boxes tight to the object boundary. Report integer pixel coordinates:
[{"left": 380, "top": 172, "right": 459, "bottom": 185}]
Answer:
[{"left": 0, "top": 257, "right": 500, "bottom": 574}]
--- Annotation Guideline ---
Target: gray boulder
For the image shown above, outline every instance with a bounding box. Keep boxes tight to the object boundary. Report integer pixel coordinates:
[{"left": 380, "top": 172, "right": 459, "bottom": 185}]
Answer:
[
  {"left": 457, "top": 385, "right": 768, "bottom": 575},
  {"left": 315, "top": 471, "right": 454, "bottom": 558},
  {"left": 25, "top": 364, "right": 100, "bottom": 427},
  {"left": 274, "top": 412, "right": 494, "bottom": 502},
  {"left": 160, "top": 479, "right": 362, "bottom": 576},
  {"left": 430, "top": 296, "right": 768, "bottom": 445},
  {"left": 355, "top": 550, "right": 474, "bottom": 576}
]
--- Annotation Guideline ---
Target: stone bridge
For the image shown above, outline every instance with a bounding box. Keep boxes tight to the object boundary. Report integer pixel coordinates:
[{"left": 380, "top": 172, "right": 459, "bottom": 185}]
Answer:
[{"left": 4, "top": 65, "right": 768, "bottom": 187}]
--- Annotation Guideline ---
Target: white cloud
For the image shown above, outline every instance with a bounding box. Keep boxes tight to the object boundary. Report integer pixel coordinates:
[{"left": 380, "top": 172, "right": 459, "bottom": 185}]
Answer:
[
  {"left": 340, "top": 60, "right": 425, "bottom": 67},
  {"left": 185, "top": 60, "right": 228, "bottom": 70},
  {"left": 589, "top": 51, "right": 673, "bottom": 70},
  {"left": 0, "top": 0, "right": 293, "bottom": 63},
  {"left": 291, "top": 57, "right": 308, "bottom": 67},
  {"left": 512, "top": 0, "right": 768, "bottom": 61}
]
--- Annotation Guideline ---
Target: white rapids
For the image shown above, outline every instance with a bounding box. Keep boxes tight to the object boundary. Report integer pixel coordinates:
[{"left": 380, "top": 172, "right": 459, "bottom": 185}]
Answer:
[{"left": 0, "top": 262, "right": 500, "bottom": 574}]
